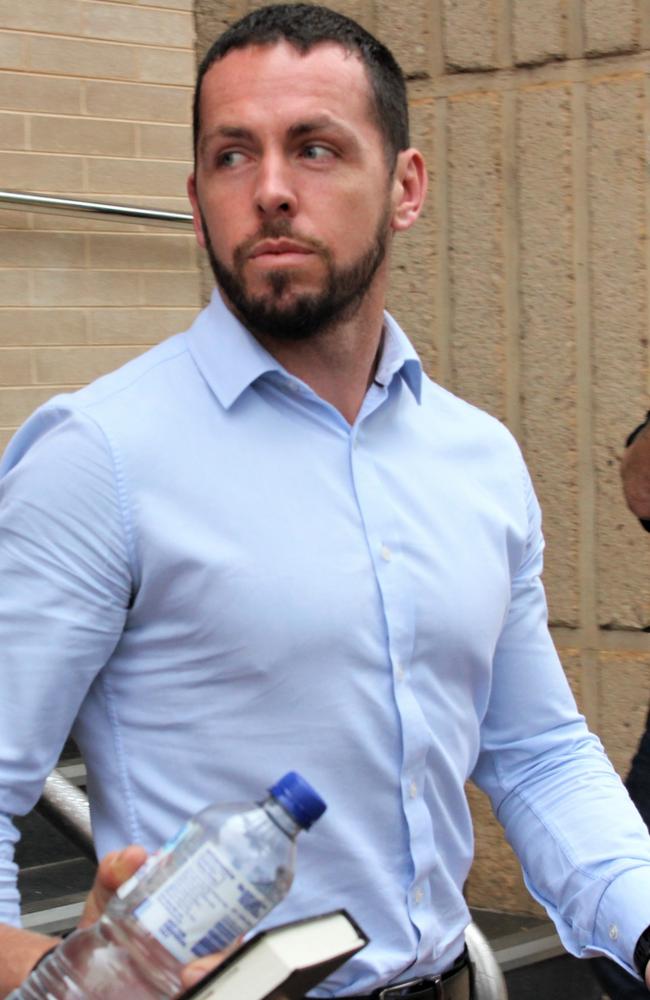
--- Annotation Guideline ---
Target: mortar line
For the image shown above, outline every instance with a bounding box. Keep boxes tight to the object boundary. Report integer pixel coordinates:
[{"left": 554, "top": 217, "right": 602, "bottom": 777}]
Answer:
[
  {"left": 501, "top": 88, "right": 521, "bottom": 441},
  {"left": 640, "top": 0, "right": 650, "bottom": 51},
  {"left": 430, "top": 0, "right": 445, "bottom": 79},
  {"left": 567, "top": 0, "right": 585, "bottom": 60},
  {"left": 496, "top": 0, "right": 513, "bottom": 70},
  {"left": 571, "top": 78, "right": 600, "bottom": 726},
  {"left": 433, "top": 97, "right": 452, "bottom": 389},
  {"left": 644, "top": 76, "right": 650, "bottom": 397}
]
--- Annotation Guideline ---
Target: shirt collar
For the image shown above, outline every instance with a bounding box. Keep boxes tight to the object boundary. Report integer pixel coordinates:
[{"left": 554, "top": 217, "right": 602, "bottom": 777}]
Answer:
[{"left": 186, "top": 287, "right": 422, "bottom": 409}]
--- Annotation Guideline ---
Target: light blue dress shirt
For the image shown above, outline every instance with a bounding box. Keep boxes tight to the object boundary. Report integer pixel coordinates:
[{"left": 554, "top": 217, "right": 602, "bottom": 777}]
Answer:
[{"left": 2, "top": 290, "right": 650, "bottom": 994}]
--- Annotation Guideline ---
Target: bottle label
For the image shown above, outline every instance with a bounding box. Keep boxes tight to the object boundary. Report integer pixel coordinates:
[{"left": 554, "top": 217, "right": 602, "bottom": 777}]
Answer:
[
  {"left": 132, "top": 841, "right": 274, "bottom": 963},
  {"left": 116, "top": 822, "right": 191, "bottom": 901}
]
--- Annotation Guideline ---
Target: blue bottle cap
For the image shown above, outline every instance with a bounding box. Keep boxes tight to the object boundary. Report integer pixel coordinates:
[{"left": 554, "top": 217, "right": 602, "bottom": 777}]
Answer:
[{"left": 269, "top": 771, "right": 326, "bottom": 829}]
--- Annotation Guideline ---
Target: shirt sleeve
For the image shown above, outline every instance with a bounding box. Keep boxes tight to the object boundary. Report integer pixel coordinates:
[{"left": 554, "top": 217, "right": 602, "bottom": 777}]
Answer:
[
  {"left": 472, "top": 458, "right": 650, "bottom": 979},
  {"left": 0, "top": 403, "right": 133, "bottom": 925}
]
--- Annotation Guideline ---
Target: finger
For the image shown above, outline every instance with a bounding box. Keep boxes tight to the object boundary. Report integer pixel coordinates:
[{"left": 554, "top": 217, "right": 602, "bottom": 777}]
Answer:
[
  {"left": 179, "top": 937, "right": 243, "bottom": 991},
  {"left": 79, "top": 845, "right": 148, "bottom": 928}
]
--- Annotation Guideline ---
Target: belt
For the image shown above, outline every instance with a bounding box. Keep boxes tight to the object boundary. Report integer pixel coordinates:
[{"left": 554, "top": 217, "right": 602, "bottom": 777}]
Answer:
[{"left": 332, "top": 951, "right": 472, "bottom": 1000}]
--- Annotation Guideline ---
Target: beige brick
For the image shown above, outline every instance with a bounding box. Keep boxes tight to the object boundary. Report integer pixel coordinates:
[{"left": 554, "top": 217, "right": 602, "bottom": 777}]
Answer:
[
  {"left": 0, "top": 347, "right": 33, "bottom": 385},
  {"left": 0, "top": 271, "right": 31, "bottom": 306},
  {"left": 0, "top": 113, "right": 25, "bottom": 151},
  {"left": 517, "top": 85, "right": 578, "bottom": 627},
  {"left": 0, "top": 30, "right": 26, "bottom": 70},
  {"left": 0, "top": 348, "right": 32, "bottom": 386},
  {"left": 138, "top": 0, "right": 193, "bottom": 8},
  {"left": 32, "top": 345, "right": 145, "bottom": 385},
  {"left": 584, "top": 0, "right": 640, "bottom": 56},
  {"left": 0, "top": 385, "right": 64, "bottom": 424},
  {"left": 0, "top": 231, "right": 85, "bottom": 268},
  {"left": 0, "top": 427, "right": 16, "bottom": 454},
  {"left": 587, "top": 77, "right": 648, "bottom": 628},
  {"left": 30, "top": 115, "right": 137, "bottom": 157},
  {"left": 0, "top": 308, "right": 87, "bottom": 346},
  {"left": 138, "top": 47, "right": 195, "bottom": 86},
  {"left": 84, "top": 4, "right": 194, "bottom": 48},
  {"left": 598, "top": 652, "right": 650, "bottom": 779},
  {"left": 0, "top": 72, "right": 82, "bottom": 115},
  {"left": 33, "top": 270, "right": 142, "bottom": 307},
  {"left": 194, "top": 0, "right": 242, "bottom": 61},
  {"left": 376, "top": 3, "right": 431, "bottom": 80},
  {"left": 447, "top": 93, "right": 505, "bottom": 419},
  {"left": 442, "top": 0, "right": 499, "bottom": 71},
  {"left": 0, "top": 0, "right": 83, "bottom": 35},
  {"left": 86, "top": 157, "right": 188, "bottom": 197},
  {"left": 0, "top": 151, "right": 83, "bottom": 193},
  {"left": 84, "top": 80, "right": 191, "bottom": 124},
  {"left": 28, "top": 35, "right": 137, "bottom": 82},
  {"left": 88, "top": 233, "right": 196, "bottom": 270},
  {"left": 89, "top": 306, "right": 196, "bottom": 344},
  {"left": 141, "top": 269, "right": 201, "bottom": 306},
  {"left": 0, "top": 211, "right": 30, "bottom": 229},
  {"left": 513, "top": 0, "right": 566, "bottom": 65},
  {"left": 138, "top": 122, "right": 192, "bottom": 161}
]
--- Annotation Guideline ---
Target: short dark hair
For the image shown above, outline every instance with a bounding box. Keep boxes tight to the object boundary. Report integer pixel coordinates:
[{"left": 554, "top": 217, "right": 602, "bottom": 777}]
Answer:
[{"left": 192, "top": 3, "right": 409, "bottom": 168}]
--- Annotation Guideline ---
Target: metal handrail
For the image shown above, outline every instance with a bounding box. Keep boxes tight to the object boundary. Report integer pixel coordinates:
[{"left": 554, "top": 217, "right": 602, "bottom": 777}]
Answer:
[
  {"left": 37, "top": 769, "right": 96, "bottom": 861},
  {"left": 0, "top": 190, "right": 193, "bottom": 229},
  {"left": 36, "top": 769, "right": 507, "bottom": 998}
]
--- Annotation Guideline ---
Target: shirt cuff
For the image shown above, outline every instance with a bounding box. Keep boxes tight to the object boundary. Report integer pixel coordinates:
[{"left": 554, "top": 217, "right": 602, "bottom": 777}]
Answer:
[{"left": 583, "top": 865, "right": 650, "bottom": 979}]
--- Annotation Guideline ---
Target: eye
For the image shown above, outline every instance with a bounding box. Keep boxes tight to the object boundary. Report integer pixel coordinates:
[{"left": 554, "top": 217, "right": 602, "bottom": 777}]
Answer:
[
  {"left": 301, "top": 144, "right": 335, "bottom": 162},
  {"left": 216, "top": 150, "right": 248, "bottom": 169}
]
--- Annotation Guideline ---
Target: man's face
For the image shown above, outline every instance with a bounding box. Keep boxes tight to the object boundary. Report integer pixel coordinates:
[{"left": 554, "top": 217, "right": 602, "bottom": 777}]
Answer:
[{"left": 188, "top": 41, "right": 402, "bottom": 340}]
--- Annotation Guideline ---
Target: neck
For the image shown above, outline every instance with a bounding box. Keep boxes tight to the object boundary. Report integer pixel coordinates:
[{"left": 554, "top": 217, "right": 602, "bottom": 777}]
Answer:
[{"left": 250, "top": 291, "right": 386, "bottom": 425}]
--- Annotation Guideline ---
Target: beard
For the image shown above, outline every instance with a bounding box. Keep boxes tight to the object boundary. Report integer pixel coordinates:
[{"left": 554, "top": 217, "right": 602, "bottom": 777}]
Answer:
[{"left": 201, "top": 206, "right": 391, "bottom": 342}]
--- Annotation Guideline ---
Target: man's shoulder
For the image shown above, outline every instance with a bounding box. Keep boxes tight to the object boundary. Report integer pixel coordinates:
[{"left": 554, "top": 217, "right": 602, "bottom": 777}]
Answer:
[
  {"left": 0, "top": 313, "right": 209, "bottom": 475},
  {"left": 420, "top": 374, "right": 520, "bottom": 454},
  {"left": 69, "top": 329, "right": 193, "bottom": 413}
]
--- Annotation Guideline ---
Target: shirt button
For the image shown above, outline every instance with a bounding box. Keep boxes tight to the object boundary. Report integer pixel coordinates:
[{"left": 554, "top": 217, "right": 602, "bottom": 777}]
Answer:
[
  {"left": 380, "top": 544, "right": 392, "bottom": 562},
  {"left": 408, "top": 780, "right": 417, "bottom": 799},
  {"left": 413, "top": 887, "right": 424, "bottom": 903},
  {"left": 609, "top": 924, "right": 619, "bottom": 941},
  {"left": 395, "top": 660, "right": 405, "bottom": 681}
]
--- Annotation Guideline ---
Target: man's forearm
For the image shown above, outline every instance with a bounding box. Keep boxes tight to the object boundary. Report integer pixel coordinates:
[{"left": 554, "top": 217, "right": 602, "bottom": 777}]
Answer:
[{"left": 0, "top": 925, "right": 61, "bottom": 998}]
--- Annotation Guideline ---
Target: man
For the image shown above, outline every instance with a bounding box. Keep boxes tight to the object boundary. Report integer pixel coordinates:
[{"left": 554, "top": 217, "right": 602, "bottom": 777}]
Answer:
[{"left": 2, "top": 6, "right": 650, "bottom": 998}]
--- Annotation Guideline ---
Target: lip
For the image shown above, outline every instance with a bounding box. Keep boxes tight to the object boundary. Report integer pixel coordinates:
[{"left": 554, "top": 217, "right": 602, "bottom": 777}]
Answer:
[{"left": 249, "top": 239, "right": 313, "bottom": 259}]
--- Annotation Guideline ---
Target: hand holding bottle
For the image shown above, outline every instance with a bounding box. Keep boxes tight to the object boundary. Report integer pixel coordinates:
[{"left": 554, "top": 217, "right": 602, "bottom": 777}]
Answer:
[
  {"left": 10, "top": 772, "right": 326, "bottom": 1000},
  {"left": 79, "top": 845, "right": 232, "bottom": 994}
]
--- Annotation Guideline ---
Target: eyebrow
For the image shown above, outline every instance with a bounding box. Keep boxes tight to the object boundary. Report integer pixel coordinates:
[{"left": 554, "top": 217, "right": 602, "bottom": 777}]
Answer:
[
  {"left": 199, "top": 117, "right": 360, "bottom": 156},
  {"left": 199, "top": 125, "right": 255, "bottom": 155},
  {"left": 287, "top": 116, "right": 356, "bottom": 142}
]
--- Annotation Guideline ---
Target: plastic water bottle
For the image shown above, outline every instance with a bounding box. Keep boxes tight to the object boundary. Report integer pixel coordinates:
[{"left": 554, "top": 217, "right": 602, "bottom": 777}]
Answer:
[{"left": 11, "top": 772, "right": 326, "bottom": 1000}]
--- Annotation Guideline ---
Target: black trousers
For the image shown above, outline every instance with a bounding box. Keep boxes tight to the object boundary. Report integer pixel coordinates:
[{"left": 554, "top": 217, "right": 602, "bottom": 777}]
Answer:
[{"left": 591, "top": 706, "right": 650, "bottom": 997}]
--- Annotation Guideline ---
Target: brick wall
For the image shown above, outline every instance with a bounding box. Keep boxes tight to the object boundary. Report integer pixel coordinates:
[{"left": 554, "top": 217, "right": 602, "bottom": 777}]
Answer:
[{"left": 0, "top": 0, "right": 202, "bottom": 453}]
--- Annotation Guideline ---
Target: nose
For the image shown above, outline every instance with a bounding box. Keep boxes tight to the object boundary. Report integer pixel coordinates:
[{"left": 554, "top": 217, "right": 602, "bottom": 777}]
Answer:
[{"left": 254, "top": 152, "right": 297, "bottom": 218}]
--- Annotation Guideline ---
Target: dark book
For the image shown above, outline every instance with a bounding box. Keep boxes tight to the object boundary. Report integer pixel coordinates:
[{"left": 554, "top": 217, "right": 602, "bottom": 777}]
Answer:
[{"left": 178, "top": 909, "right": 368, "bottom": 1000}]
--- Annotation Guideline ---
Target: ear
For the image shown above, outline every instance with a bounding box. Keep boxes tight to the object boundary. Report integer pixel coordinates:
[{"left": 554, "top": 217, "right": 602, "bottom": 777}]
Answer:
[
  {"left": 187, "top": 174, "right": 206, "bottom": 250},
  {"left": 390, "top": 148, "right": 428, "bottom": 232}
]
